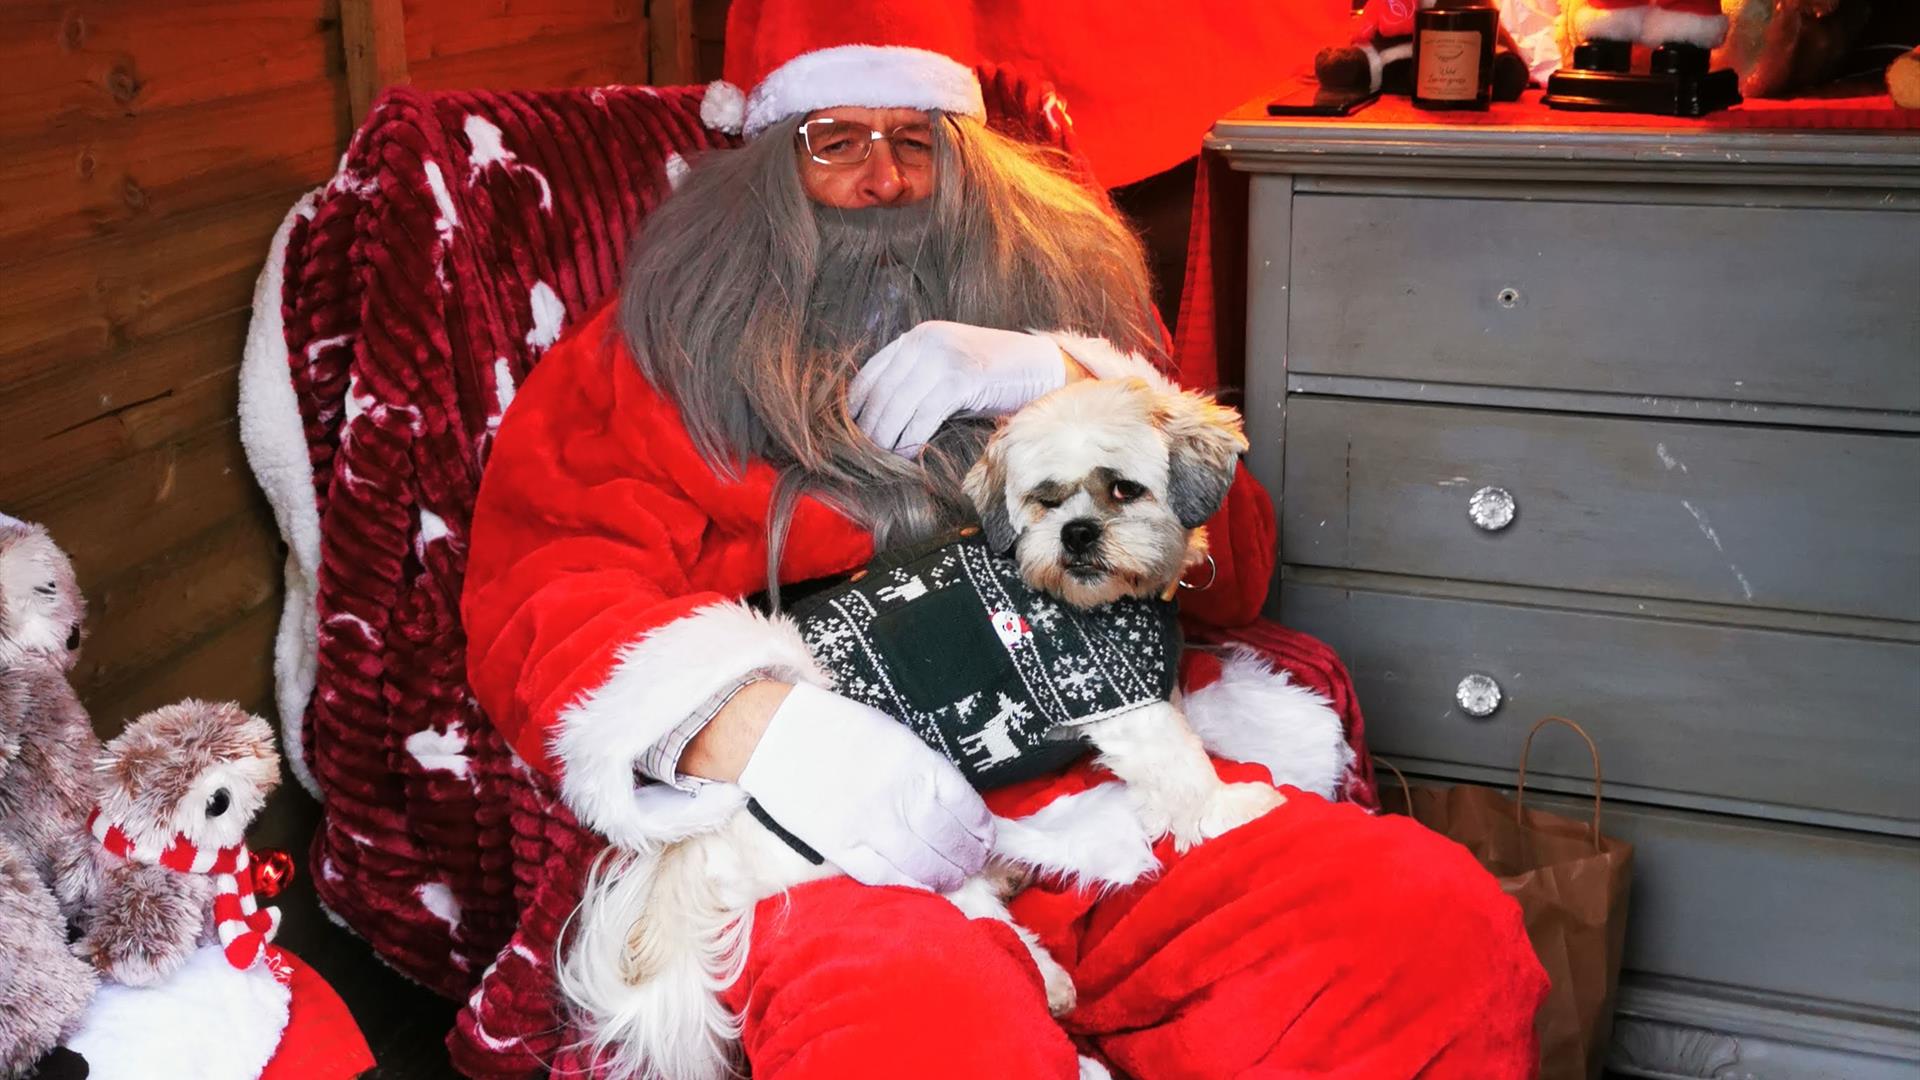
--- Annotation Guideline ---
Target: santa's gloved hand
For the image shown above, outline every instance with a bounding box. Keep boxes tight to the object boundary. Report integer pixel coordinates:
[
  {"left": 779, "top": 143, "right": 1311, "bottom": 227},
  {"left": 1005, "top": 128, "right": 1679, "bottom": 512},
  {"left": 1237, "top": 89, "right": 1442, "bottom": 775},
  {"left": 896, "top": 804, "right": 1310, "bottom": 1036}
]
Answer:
[
  {"left": 849, "top": 321, "right": 1067, "bottom": 457},
  {"left": 737, "top": 683, "right": 994, "bottom": 892}
]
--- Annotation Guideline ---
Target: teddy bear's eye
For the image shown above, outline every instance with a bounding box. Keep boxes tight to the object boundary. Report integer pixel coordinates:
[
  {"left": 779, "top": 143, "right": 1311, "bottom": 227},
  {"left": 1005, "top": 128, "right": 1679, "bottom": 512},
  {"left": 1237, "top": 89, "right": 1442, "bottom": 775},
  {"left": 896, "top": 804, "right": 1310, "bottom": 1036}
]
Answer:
[
  {"left": 65, "top": 626, "right": 80, "bottom": 651},
  {"left": 206, "top": 789, "right": 231, "bottom": 818},
  {"left": 35, "top": 582, "right": 57, "bottom": 596}
]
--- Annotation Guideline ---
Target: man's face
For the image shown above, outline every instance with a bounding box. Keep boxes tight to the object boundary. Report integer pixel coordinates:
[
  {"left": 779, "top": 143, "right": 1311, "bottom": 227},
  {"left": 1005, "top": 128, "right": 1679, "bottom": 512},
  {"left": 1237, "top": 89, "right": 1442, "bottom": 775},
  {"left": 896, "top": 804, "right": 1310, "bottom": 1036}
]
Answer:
[{"left": 795, "top": 107, "right": 937, "bottom": 209}]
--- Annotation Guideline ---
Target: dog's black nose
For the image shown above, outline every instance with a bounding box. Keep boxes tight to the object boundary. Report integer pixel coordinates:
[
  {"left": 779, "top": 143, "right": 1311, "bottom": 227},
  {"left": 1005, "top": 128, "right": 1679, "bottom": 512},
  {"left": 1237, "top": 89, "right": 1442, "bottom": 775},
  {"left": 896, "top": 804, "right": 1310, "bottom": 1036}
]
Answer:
[{"left": 1061, "top": 518, "right": 1102, "bottom": 556}]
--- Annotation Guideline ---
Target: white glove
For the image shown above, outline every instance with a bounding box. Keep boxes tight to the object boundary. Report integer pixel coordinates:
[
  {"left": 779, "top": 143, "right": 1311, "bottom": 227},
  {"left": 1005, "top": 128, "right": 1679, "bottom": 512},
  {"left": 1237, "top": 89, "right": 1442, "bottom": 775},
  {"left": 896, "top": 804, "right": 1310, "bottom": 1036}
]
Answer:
[
  {"left": 848, "top": 321, "right": 1067, "bottom": 457},
  {"left": 737, "top": 683, "right": 994, "bottom": 892}
]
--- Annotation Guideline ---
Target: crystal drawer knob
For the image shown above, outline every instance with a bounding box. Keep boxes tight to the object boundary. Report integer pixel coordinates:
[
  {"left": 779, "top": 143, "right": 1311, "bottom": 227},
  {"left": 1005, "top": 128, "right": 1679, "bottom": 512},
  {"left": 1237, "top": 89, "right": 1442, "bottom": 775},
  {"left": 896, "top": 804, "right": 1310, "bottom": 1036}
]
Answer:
[
  {"left": 1455, "top": 673, "right": 1503, "bottom": 718},
  {"left": 1468, "top": 486, "right": 1516, "bottom": 531}
]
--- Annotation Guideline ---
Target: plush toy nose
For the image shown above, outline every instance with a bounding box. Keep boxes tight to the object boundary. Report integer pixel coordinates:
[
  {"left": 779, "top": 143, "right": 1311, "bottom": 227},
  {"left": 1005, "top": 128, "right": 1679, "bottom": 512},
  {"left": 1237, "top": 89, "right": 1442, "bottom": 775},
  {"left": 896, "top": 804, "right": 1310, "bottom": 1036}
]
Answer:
[{"left": 1061, "top": 519, "right": 1102, "bottom": 556}]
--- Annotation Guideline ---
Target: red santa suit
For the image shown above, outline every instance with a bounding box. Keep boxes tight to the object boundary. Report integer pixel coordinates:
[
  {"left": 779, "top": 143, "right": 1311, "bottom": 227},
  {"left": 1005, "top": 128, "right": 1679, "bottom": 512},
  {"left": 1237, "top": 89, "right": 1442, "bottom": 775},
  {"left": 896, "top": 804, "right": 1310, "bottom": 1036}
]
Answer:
[{"left": 462, "top": 300, "right": 1548, "bottom": 1078}]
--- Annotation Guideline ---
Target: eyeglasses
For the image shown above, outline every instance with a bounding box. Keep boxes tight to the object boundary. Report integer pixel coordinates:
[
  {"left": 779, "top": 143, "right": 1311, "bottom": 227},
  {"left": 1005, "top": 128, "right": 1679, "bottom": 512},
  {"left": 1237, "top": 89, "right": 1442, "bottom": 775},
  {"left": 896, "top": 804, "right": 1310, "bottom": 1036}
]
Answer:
[{"left": 796, "top": 118, "right": 936, "bottom": 168}]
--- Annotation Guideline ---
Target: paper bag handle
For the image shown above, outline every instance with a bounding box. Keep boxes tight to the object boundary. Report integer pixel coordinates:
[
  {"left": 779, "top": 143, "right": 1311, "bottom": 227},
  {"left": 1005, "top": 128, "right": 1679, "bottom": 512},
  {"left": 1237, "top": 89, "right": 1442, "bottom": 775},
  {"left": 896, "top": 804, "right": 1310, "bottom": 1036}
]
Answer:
[
  {"left": 1374, "top": 757, "right": 1414, "bottom": 813},
  {"left": 1515, "top": 716, "right": 1605, "bottom": 852}
]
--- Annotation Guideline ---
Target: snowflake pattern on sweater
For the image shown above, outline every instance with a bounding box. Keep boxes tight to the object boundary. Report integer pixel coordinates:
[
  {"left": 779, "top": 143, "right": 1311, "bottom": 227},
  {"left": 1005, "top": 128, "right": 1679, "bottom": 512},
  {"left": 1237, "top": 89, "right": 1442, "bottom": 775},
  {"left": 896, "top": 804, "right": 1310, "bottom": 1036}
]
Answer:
[{"left": 790, "top": 533, "right": 1181, "bottom": 788}]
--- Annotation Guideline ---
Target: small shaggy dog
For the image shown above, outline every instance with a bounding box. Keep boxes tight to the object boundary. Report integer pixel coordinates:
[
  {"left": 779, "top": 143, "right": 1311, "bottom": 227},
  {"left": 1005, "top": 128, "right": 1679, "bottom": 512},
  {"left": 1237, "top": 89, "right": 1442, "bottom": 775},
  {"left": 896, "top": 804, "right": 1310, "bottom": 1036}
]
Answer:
[{"left": 562, "top": 378, "right": 1291, "bottom": 1079}]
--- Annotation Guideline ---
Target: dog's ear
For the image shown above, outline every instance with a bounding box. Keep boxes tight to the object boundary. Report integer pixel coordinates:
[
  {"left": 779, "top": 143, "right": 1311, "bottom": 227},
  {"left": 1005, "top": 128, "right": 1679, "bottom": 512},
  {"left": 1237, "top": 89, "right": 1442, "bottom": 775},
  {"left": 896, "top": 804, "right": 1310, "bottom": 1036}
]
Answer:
[
  {"left": 1154, "top": 388, "right": 1249, "bottom": 529},
  {"left": 963, "top": 435, "right": 1019, "bottom": 555}
]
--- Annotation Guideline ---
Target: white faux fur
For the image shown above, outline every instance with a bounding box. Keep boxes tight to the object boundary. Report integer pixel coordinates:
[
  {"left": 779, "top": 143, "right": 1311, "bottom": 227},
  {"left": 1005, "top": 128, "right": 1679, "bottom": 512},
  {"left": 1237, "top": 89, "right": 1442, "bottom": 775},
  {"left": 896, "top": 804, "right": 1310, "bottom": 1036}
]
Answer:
[
  {"left": 238, "top": 189, "right": 326, "bottom": 801},
  {"left": 699, "top": 80, "right": 747, "bottom": 135},
  {"left": 1571, "top": 3, "right": 1646, "bottom": 44},
  {"left": 67, "top": 944, "right": 292, "bottom": 1080},
  {"left": 1183, "top": 648, "right": 1352, "bottom": 800},
  {"left": 991, "top": 782, "right": 1159, "bottom": 892},
  {"left": 1031, "top": 329, "right": 1181, "bottom": 397},
  {"left": 741, "top": 45, "right": 985, "bottom": 136},
  {"left": 1079, "top": 1056, "right": 1114, "bottom": 1080},
  {"left": 552, "top": 602, "right": 834, "bottom": 850},
  {"left": 1642, "top": 7, "right": 1728, "bottom": 48}
]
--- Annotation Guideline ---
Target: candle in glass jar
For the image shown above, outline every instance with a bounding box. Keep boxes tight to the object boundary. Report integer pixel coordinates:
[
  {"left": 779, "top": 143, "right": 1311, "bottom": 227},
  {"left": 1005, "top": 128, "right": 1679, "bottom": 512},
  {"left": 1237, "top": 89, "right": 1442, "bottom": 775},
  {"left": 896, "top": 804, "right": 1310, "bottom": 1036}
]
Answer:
[{"left": 1413, "top": 0, "right": 1499, "bottom": 110}]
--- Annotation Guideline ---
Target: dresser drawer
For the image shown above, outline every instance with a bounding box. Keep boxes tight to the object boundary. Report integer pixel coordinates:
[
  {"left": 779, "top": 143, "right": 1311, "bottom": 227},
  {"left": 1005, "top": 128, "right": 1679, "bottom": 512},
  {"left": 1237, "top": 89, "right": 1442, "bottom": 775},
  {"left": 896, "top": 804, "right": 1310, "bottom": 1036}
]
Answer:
[
  {"left": 1283, "top": 193, "right": 1920, "bottom": 414},
  {"left": 1429, "top": 784, "right": 1920, "bottom": 1013},
  {"left": 1281, "top": 582, "right": 1920, "bottom": 827},
  {"left": 1282, "top": 398, "right": 1920, "bottom": 622}
]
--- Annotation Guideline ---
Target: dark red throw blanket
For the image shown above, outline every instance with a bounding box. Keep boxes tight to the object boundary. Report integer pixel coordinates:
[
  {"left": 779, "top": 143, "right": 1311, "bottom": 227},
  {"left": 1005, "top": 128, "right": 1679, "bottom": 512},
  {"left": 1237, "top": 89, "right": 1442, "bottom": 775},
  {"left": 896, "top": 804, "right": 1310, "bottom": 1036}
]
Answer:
[{"left": 252, "top": 77, "right": 1380, "bottom": 1079}]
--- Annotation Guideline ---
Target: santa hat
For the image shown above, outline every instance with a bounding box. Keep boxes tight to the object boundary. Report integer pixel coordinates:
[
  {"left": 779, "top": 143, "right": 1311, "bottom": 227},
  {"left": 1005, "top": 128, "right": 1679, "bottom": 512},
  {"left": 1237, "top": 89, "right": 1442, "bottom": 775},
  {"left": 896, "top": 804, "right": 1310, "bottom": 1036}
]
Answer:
[{"left": 703, "top": 1, "right": 986, "bottom": 137}]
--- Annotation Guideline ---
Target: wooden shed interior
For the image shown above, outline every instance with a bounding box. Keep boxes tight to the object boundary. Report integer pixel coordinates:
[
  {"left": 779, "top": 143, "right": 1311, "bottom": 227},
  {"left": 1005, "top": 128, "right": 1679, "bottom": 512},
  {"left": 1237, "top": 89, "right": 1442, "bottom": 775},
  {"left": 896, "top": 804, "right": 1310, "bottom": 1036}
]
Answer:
[
  {"left": 4, "top": 0, "right": 731, "bottom": 741},
  {"left": 3, "top": 2, "right": 1915, "bottom": 1078}
]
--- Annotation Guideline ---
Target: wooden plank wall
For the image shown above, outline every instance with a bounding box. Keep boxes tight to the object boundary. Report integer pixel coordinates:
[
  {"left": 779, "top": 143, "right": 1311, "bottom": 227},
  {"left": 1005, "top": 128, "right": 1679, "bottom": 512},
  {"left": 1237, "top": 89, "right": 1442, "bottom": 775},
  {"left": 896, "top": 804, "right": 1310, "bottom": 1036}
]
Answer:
[
  {"left": 1, "top": 1, "right": 651, "bottom": 738},
  {"left": 692, "top": 0, "right": 729, "bottom": 82}
]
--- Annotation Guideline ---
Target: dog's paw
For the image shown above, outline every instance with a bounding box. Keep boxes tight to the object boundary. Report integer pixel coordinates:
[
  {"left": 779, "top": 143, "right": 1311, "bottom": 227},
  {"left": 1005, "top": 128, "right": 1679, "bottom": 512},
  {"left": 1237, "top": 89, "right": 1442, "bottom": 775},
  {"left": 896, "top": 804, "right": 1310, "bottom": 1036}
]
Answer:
[
  {"left": 1041, "top": 953, "right": 1079, "bottom": 1016},
  {"left": 1192, "top": 783, "right": 1285, "bottom": 847}
]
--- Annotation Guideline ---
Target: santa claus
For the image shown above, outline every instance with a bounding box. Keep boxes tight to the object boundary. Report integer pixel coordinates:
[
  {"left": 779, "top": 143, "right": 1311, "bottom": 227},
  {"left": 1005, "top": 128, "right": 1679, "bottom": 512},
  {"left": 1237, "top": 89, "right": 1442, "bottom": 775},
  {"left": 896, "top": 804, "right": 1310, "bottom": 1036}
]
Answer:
[{"left": 462, "top": 5, "right": 1548, "bottom": 1077}]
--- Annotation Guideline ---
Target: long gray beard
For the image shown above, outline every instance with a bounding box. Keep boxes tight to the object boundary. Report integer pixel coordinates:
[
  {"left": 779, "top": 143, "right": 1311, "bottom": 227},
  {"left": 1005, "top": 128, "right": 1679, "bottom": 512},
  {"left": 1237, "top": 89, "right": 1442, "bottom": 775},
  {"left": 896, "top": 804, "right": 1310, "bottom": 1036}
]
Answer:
[
  {"left": 762, "top": 203, "right": 991, "bottom": 597},
  {"left": 802, "top": 201, "right": 942, "bottom": 360}
]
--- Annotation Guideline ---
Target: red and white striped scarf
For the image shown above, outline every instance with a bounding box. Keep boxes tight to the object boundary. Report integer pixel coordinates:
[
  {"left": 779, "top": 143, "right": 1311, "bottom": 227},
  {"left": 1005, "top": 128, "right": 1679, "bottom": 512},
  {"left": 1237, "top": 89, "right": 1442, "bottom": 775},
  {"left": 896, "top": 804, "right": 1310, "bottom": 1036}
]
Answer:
[{"left": 88, "top": 808, "right": 281, "bottom": 970}]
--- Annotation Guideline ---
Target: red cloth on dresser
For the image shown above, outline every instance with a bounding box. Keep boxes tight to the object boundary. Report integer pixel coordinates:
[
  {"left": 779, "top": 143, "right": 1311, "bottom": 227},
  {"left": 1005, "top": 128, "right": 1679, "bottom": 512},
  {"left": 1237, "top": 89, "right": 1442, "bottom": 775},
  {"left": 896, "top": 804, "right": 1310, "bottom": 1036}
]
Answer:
[{"left": 1226, "top": 87, "right": 1920, "bottom": 131}]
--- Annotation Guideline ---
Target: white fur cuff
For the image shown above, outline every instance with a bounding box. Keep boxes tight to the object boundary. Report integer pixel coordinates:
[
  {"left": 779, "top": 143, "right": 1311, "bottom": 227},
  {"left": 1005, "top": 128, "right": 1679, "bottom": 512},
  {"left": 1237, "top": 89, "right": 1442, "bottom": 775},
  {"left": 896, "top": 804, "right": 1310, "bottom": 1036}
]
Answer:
[
  {"left": 1184, "top": 648, "right": 1352, "bottom": 799},
  {"left": 552, "top": 602, "right": 833, "bottom": 849},
  {"left": 1031, "top": 330, "right": 1181, "bottom": 396}
]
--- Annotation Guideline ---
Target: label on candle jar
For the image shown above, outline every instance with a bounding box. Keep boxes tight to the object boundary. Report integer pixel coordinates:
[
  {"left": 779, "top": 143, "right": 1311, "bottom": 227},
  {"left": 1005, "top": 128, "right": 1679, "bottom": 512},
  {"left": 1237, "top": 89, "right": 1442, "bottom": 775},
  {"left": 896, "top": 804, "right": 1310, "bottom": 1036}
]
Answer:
[{"left": 1416, "top": 29, "right": 1483, "bottom": 101}]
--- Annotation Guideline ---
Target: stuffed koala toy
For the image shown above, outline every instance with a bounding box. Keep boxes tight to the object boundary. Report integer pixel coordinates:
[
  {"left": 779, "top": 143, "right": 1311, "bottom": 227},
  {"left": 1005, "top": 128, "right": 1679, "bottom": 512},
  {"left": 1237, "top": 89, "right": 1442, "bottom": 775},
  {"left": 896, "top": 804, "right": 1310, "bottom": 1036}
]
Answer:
[
  {"left": 0, "top": 839, "right": 94, "bottom": 1079},
  {"left": 81, "top": 700, "right": 283, "bottom": 986},
  {"left": 0, "top": 516, "right": 99, "bottom": 1077},
  {"left": 0, "top": 516, "right": 102, "bottom": 919}
]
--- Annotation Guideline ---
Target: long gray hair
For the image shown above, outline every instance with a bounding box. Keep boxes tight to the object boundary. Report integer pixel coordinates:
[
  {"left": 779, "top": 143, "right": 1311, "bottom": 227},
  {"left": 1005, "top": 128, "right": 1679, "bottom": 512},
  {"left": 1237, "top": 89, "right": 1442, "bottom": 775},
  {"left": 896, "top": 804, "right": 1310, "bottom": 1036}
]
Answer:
[{"left": 619, "top": 112, "right": 1162, "bottom": 591}]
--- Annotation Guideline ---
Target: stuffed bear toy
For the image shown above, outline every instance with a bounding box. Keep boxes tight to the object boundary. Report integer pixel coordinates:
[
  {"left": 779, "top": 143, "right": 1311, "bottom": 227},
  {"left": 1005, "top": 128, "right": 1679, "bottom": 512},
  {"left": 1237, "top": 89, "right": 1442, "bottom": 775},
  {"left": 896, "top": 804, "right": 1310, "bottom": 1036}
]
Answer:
[
  {"left": 66, "top": 700, "right": 293, "bottom": 1080},
  {"left": 78, "top": 700, "right": 284, "bottom": 986},
  {"left": 0, "top": 515, "right": 101, "bottom": 1079},
  {"left": 1318, "top": 0, "right": 1532, "bottom": 100}
]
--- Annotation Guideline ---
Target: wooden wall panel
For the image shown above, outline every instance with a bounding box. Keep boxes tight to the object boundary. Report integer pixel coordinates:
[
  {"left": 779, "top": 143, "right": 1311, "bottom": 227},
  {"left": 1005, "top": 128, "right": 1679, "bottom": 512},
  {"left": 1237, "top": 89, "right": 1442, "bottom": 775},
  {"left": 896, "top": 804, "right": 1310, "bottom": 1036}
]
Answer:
[
  {"left": 1, "top": 1, "right": 651, "bottom": 736},
  {"left": 407, "top": 0, "right": 647, "bottom": 92},
  {"left": 692, "top": 0, "right": 729, "bottom": 82}
]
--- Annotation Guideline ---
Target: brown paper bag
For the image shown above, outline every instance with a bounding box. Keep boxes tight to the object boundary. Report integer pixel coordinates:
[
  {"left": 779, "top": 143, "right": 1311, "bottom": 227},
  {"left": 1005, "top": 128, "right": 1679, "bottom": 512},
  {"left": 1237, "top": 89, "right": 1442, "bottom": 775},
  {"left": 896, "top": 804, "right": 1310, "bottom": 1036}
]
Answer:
[{"left": 1379, "top": 718, "right": 1634, "bottom": 1080}]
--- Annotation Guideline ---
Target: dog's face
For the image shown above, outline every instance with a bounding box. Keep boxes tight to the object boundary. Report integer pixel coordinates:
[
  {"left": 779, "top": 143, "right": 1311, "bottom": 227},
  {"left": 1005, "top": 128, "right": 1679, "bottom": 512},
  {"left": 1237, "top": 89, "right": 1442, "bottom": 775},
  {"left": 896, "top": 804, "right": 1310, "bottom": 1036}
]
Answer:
[{"left": 964, "top": 378, "right": 1247, "bottom": 609}]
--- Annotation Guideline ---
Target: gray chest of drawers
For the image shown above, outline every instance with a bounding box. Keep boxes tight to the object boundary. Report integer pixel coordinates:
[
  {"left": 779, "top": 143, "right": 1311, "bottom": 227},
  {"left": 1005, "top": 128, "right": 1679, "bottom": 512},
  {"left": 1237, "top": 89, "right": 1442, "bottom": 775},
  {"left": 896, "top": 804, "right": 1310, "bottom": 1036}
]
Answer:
[{"left": 1209, "top": 111, "right": 1920, "bottom": 1077}]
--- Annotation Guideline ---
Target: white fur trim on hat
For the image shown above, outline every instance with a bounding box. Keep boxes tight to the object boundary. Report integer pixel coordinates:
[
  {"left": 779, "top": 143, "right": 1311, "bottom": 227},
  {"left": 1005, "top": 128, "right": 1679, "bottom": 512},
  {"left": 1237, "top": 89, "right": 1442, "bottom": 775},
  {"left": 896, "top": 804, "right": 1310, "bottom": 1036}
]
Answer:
[
  {"left": 742, "top": 44, "right": 985, "bottom": 136},
  {"left": 701, "top": 80, "right": 746, "bottom": 135},
  {"left": 550, "top": 601, "right": 834, "bottom": 850}
]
